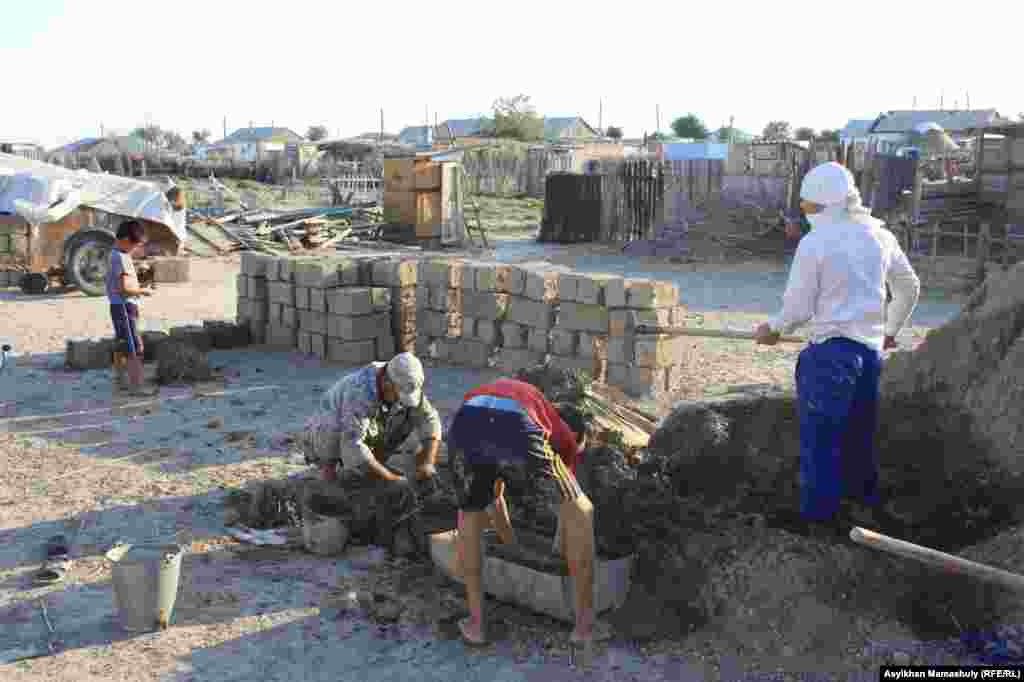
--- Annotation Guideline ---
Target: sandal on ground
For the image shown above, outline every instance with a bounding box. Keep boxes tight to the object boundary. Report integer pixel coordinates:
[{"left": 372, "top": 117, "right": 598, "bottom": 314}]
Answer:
[
  {"left": 33, "top": 562, "right": 68, "bottom": 585},
  {"left": 45, "top": 535, "right": 69, "bottom": 561},
  {"left": 458, "top": 618, "right": 489, "bottom": 647}
]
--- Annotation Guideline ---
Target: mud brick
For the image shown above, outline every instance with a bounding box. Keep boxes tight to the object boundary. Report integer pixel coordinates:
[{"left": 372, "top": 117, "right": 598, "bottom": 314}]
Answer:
[
  {"left": 298, "top": 330, "right": 313, "bottom": 354},
  {"left": 396, "top": 331, "right": 417, "bottom": 353},
  {"left": 311, "top": 333, "right": 327, "bottom": 360},
  {"left": 299, "top": 311, "right": 328, "bottom": 335},
  {"left": 579, "top": 333, "right": 609, "bottom": 361},
  {"left": 561, "top": 273, "right": 619, "bottom": 305},
  {"left": 295, "top": 287, "right": 311, "bottom": 310},
  {"left": 309, "top": 287, "right": 326, "bottom": 313},
  {"left": 474, "top": 263, "right": 525, "bottom": 295},
  {"left": 557, "top": 302, "right": 609, "bottom": 333},
  {"left": 267, "top": 324, "right": 297, "bottom": 349},
  {"left": 521, "top": 263, "right": 567, "bottom": 303},
  {"left": 392, "top": 286, "right": 417, "bottom": 305},
  {"left": 371, "top": 259, "right": 418, "bottom": 288},
  {"left": 549, "top": 354, "right": 596, "bottom": 378},
  {"left": 277, "top": 258, "right": 300, "bottom": 283},
  {"left": 267, "top": 302, "right": 283, "bottom": 325},
  {"left": 635, "top": 334, "right": 682, "bottom": 368},
  {"left": 268, "top": 281, "right": 294, "bottom": 305},
  {"left": 248, "top": 320, "right": 267, "bottom": 345},
  {"left": 550, "top": 329, "right": 578, "bottom": 356},
  {"left": 170, "top": 325, "right": 213, "bottom": 353},
  {"left": 241, "top": 253, "right": 274, "bottom": 277},
  {"left": 247, "top": 277, "right": 268, "bottom": 301},
  {"left": 501, "top": 322, "right": 527, "bottom": 349},
  {"left": 457, "top": 340, "right": 492, "bottom": 367},
  {"left": 462, "top": 291, "right": 509, "bottom": 321},
  {"left": 608, "top": 336, "right": 635, "bottom": 365},
  {"left": 328, "top": 338, "right": 376, "bottom": 365},
  {"left": 281, "top": 306, "right": 298, "bottom": 329},
  {"left": 419, "top": 311, "right": 462, "bottom": 338},
  {"left": 495, "top": 348, "right": 545, "bottom": 372},
  {"left": 338, "top": 258, "right": 362, "bottom": 286},
  {"left": 609, "top": 308, "right": 672, "bottom": 336},
  {"left": 666, "top": 364, "right": 683, "bottom": 394},
  {"left": 326, "top": 288, "right": 373, "bottom": 316},
  {"left": 419, "top": 259, "right": 464, "bottom": 288},
  {"left": 370, "top": 287, "right": 392, "bottom": 312},
  {"left": 236, "top": 275, "right": 248, "bottom": 299},
  {"left": 425, "top": 286, "right": 463, "bottom": 313},
  {"left": 294, "top": 260, "right": 337, "bottom": 288},
  {"left": 527, "top": 328, "right": 550, "bottom": 353},
  {"left": 607, "top": 363, "right": 629, "bottom": 388},
  {"left": 606, "top": 278, "right": 679, "bottom": 309},
  {"left": 475, "top": 319, "right": 499, "bottom": 345},
  {"left": 327, "top": 312, "right": 391, "bottom": 341},
  {"left": 376, "top": 335, "right": 397, "bottom": 360},
  {"left": 507, "top": 297, "right": 554, "bottom": 329},
  {"left": 65, "top": 337, "right": 116, "bottom": 370},
  {"left": 416, "top": 286, "right": 431, "bottom": 310}
]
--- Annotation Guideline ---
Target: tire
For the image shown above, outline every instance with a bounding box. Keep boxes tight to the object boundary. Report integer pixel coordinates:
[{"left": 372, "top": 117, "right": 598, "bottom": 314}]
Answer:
[
  {"left": 20, "top": 272, "right": 49, "bottom": 295},
  {"left": 67, "top": 232, "right": 114, "bottom": 297}
]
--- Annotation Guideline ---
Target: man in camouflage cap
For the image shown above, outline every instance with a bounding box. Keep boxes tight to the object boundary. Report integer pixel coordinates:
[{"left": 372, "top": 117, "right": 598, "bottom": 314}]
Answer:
[{"left": 302, "top": 352, "right": 441, "bottom": 552}]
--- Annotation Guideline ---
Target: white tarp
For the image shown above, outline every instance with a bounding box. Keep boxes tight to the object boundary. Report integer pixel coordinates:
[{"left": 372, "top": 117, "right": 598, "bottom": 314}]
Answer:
[{"left": 0, "top": 153, "right": 186, "bottom": 243}]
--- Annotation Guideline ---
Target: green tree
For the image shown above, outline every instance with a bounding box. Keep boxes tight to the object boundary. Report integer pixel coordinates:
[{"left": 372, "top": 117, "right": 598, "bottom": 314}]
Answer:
[
  {"left": 306, "top": 125, "right": 329, "bottom": 141},
  {"left": 794, "top": 127, "right": 816, "bottom": 141},
  {"left": 670, "top": 114, "right": 709, "bottom": 140},
  {"left": 818, "top": 129, "right": 840, "bottom": 143},
  {"left": 492, "top": 95, "right": 544, "bottom": 141},
  {"left": 132, "top": 124, "right": 164, "bottom": 150},
  {"left": 605, "top": 125, "right": 623, "bottom": 140},
  {"left": 649, "top": 131, "right": 668, "bottom": 142},
  {"left": 192, "top": 129, "right": 212, "bottom": 144},
  {"left": 762, "top": 121, "right": 792, "bottom": 140},
  {"left": 161, "top": 130, "right": 187, "bottom": 151}
]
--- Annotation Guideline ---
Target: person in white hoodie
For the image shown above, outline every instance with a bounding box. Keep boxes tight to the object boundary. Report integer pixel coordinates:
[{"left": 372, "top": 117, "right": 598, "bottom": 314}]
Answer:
[{"left": 755, "top": 162, "right": 921, "bottom": 524}]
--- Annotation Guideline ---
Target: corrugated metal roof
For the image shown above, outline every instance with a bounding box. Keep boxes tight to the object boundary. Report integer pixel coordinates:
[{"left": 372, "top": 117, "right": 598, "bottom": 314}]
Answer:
[
  {"left": 221, "top": 127, "right": 304, "bottom": 144},
  {"left": 437, "top": 118, "right": 494, "bottom": 138},
  {"left": 841, "top": 119, "right": 875, "bottom": 136},
  {"left": 543, "top": 117, "right": 597, "bottom": 139},
  {"left": 870, "top": 110, "right": 1000, "bottom": 134},
  {"left": 398, "top": 126, "right": 431, "bottom": 146}
]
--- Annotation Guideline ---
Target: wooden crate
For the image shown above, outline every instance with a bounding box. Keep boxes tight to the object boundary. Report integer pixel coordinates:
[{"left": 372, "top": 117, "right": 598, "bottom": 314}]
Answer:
[{"left": 383, "top": 159, "right": 415, "bottom": 193}]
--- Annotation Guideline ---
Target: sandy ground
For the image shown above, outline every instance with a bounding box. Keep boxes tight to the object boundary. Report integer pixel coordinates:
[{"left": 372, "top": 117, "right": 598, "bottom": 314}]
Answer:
[{"left": 0, "top": 249, "right": 957, "bottom": 681}]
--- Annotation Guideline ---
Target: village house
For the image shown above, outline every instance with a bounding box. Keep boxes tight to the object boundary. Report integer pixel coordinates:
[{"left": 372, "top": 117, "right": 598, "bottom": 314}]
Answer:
[
  {"left": 0, "top": 140, "right": 46, "bottom": 161},
  {"left": 866, "top": 109, "right": 1004, "bottom": 154},
  {"left": 49, "top": 136, "right": 146, "bottom": 165},
  {"left": 212, "top": 126, "right": 306, "bottom": 163}
]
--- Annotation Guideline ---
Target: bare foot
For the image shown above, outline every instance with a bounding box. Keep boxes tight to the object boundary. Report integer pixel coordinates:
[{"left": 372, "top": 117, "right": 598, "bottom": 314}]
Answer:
[{"left": 458, "top": 618, "right": 487, "bottom": 646}]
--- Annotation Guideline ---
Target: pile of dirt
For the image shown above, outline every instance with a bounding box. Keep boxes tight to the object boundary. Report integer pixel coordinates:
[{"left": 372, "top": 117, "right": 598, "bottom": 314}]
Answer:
[
  {"left": 883, "top": 261, "right": 1024, "bottom": 475},
  {"left": 155, "top": 339, "right": 213, "bottom": 384}
]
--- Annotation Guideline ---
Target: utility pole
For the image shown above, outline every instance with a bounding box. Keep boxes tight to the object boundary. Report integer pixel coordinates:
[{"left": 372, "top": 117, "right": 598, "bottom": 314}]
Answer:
[
  {"left": 729, "top": 115, "right": 735, "bottom": 144},
  {"left": 599, "top": 100, "right": 603, "bottom": 134},
  {"left": 967, "top": 92, "right": 971, "bottom": 110},
  {"left": 223, "top": 117, "right": 227, "bottom": 140},
  {"left": 656, "top": 104, "right": 661, "bottom": 135},
  {"left": 913, "top": 96, "right": 917, "bottom": 110},
  {"left": 380, "top": 108, "right": 384, "bottom": 143}
]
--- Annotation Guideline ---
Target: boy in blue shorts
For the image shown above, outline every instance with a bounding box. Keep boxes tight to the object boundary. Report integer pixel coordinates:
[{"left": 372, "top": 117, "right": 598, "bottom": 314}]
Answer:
[{"left": 107, "top": 220, "right": 156, "bottom": 396}]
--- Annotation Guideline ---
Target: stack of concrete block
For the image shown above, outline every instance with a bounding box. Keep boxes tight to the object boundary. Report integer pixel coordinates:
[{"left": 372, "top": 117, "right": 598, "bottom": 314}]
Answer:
[
  {"left": 237, "top": 253, "right": 273, "bottom": 344},
  {"left": 493, "top": 261, "right": 573, "bottom": 368},
  {"left": 324, "top": 285, "right": 394, "bottom": 365},
  {"left": 546, "top": 272, "right": 621, "bottom": 381},
  {"left": 65, "top": 337, "right": 117, "bottom": 370},
  {"left": 415, "top": 258, "right": 466, "bottom": 360},
  {"left": 369, "top": 258, "right": 418, "bottom": 354},
  {"left": 606, "top": 278, "right": 687, "bottom": 397},
  {"left": 149, "top": 256, "right": 191, "bottom": 283}
]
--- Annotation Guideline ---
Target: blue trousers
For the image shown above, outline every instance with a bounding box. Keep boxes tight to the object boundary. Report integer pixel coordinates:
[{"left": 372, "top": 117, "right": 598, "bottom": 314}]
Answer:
[{"left": 796, "top": 337, "right": 883, "bottom": 520}]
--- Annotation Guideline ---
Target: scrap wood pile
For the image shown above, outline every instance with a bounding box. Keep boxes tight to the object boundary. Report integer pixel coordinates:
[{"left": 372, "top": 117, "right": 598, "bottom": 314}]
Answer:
[{"left": 186, "top": 205, "right": 385, "bottom": 255}]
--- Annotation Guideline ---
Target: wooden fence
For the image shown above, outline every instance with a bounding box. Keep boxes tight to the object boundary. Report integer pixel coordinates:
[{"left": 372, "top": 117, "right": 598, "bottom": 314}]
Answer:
[
  {"left": 461, "top": 148, "right": 578, "bottom": 198},
  {"left": 539, "top": 159, "right": 724, "bottom": 243}
]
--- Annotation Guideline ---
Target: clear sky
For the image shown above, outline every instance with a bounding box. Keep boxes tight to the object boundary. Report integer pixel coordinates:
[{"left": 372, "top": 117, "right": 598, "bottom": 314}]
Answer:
[{"left": 4, "top": 0, "right": 1020, "bottom": 149}]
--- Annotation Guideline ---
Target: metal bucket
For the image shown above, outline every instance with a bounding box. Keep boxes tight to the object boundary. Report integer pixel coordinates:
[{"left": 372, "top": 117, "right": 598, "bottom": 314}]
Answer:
[{"left": 106, "top": 543, "right": 183, "bottom": 632}]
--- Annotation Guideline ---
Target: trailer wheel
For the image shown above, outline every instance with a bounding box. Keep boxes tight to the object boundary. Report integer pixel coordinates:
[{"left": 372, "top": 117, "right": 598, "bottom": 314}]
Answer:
[
  {"left": 67, "top": 232, "right": 113, "bottom": 297},
  {"left": 20, "top": 273, "right": 49, "bottom": 295}
]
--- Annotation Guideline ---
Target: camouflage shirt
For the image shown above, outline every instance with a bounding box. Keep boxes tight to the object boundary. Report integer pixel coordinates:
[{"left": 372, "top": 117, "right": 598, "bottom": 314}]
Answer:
[{"left": 312, "top": 362, "right": 441, "bottom": 471}]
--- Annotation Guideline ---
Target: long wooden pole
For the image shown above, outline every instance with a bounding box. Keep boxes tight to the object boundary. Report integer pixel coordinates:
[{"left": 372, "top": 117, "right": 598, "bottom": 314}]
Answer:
[
  {"left": 635, "top": 325, "right": 805, "bottom": 344},
  {"left": 850, "top": 527, "right": 1024, "bottom": 593}
]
